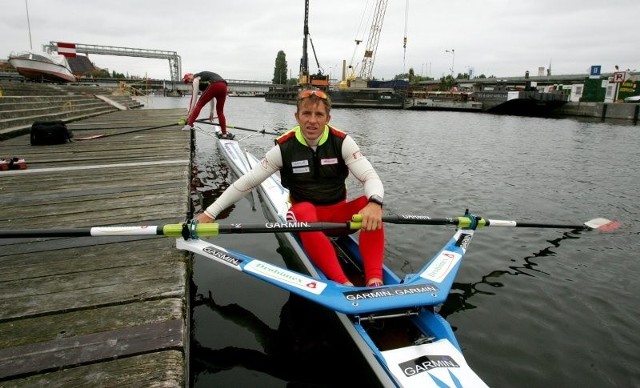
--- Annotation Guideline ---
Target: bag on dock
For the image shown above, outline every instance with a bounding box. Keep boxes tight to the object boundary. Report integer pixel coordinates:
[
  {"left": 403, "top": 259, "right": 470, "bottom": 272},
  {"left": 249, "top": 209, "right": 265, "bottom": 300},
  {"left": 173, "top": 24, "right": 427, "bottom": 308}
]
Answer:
[{"left": 30, "top": 121, "right": 74, "bottom": 145}]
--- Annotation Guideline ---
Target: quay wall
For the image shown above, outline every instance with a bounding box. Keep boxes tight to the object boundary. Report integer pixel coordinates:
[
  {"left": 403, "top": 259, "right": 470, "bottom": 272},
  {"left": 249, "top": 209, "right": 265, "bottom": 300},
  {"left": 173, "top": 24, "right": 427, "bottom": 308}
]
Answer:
[{"left": 554, "top": 102, "right": 639, "bottom": 122}]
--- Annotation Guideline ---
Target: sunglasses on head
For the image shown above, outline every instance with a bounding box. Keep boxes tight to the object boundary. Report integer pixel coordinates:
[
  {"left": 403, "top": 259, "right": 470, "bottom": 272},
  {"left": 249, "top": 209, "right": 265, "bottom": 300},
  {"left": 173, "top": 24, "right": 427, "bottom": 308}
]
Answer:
[{"left": 299, "top": 89, "right": 328, "bottom": 100}]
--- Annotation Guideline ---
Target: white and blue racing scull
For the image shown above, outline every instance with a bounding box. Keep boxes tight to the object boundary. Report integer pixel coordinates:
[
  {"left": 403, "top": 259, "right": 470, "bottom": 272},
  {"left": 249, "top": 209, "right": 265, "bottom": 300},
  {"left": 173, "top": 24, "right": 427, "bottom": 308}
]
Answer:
[{"left": 199, "top": 132, "right": 489, "bottom": 387}]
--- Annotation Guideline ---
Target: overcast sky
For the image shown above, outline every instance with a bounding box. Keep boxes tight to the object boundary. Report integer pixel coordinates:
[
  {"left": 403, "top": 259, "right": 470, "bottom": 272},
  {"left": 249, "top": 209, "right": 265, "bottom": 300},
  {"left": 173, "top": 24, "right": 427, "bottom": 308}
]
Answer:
[{"left": 3, "top": 0, "right": 638, "bottom": 82}]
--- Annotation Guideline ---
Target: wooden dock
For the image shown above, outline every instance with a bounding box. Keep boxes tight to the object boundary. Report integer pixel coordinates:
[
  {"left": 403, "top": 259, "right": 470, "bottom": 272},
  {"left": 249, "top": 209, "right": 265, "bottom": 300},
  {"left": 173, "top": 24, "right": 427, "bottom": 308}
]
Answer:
[{"left": 0, "top": 109, "right": 191, "bottom": 385}]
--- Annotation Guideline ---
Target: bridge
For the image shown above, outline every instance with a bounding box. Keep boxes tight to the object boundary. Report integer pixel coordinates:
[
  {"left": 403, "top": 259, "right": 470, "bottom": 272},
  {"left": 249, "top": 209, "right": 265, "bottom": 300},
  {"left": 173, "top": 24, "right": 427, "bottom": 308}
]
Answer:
[
  {"left": 60, "top": 77, "right": 275, "bottom": 96},
  {"left": 38, "top": 41, "right": 276, "bottom": 95},
  {"left": 43, "top": 42, "right": 182, "bottom": 84}
]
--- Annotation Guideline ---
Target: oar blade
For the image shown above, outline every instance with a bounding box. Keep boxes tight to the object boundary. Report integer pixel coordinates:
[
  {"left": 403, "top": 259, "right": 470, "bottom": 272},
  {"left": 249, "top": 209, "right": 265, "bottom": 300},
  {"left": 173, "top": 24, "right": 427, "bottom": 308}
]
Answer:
[{"left": 585, "top": 218, "right": 621, "bottom": 232}]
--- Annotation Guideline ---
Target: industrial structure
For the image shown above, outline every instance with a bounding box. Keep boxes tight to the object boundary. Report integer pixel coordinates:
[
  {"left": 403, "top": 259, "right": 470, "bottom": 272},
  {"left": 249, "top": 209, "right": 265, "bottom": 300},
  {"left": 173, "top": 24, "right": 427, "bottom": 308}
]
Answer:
[{"left": 43, "top": 42, "right": 182, "bottom": 85}]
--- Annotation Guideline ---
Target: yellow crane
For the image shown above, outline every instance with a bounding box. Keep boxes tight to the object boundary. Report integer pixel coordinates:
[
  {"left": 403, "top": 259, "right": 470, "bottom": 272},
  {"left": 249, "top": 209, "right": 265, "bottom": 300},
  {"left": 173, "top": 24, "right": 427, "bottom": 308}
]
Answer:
[{"left": 340, "top": 0, "right": 389, "bottom": 88}]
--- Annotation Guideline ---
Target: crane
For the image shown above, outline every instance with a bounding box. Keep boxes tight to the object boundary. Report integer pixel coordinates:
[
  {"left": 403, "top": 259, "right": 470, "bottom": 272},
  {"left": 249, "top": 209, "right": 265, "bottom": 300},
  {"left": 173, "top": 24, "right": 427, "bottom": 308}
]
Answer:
[
  {"left": 299, "top": 0, "right": 328, "bottom": 89},
  {"left": 342, "top": 0, "right": 388, "bottom": 87},
  {"left": 358, "top": 0, "right": 388, "bottom": 80}
]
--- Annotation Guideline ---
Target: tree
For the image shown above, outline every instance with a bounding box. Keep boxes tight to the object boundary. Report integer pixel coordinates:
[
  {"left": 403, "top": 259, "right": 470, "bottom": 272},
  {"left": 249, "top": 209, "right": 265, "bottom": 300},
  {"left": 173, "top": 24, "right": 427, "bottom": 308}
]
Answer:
[
  {"left": 438, "top": 75, "right": 457, "bottom": 91},
  {"left": 272, "top": 50, "right": 288, "bottom": 85},
  {"left": 393, "top": 70, "right": 433, "bottom": 84}
]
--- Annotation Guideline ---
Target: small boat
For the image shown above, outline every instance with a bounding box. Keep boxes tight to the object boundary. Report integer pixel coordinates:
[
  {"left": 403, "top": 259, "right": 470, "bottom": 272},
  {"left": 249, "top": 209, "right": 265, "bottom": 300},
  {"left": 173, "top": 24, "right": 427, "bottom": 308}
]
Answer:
[
  {"left": 189, "top": 129, "right": 490, "bottom": 387},
  {"left": 404, "top": 89, "right": 483, "bottom": 112},
  {"left": 8, "top": 51, "right": 76, "bottom": 83}
]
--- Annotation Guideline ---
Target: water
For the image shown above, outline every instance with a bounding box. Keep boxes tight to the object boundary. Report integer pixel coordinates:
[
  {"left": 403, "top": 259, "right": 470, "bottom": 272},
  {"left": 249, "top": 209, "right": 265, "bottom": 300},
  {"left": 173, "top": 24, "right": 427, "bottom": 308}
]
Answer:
[{"left": 137, "top": 96, "right": 640, "bottom": 387}]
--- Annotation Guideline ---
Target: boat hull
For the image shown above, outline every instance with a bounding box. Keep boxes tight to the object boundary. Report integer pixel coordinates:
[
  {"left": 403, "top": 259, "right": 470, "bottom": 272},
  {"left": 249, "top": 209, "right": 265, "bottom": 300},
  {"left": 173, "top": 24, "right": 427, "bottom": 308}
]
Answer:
[
  {"left": 264, "top": 87, "right": 299, "bottom": 105},
  {"left": 404, "top": 97, "right": 483, "bottom": 111},
  {"left": 474, "top": 90, "right": 568, "bottom": 116},
  {"left": 330, "top": 88, "right": 404, "bottom": 109},
  {"left": 8, "top": 54, "right": 76, "bottom": 83},
  {"left": 265, "top": 87, "right": 406, "bottom": 109}
]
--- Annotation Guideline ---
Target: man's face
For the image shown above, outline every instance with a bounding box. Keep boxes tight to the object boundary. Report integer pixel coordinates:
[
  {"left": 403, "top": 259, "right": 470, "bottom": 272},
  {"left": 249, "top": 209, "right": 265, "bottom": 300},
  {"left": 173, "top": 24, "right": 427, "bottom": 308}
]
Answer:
[{"left": 294, "top": 98, "right": 331, "bottom": 141}]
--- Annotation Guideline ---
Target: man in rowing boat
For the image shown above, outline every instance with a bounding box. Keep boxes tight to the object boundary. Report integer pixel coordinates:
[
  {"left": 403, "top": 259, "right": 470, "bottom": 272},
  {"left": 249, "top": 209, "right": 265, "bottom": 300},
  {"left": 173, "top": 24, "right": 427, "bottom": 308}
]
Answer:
[
  {"left": 197, "top": 89, "right": 385, "bottom": 287},
  {"left": 182, "top": 71, "right": 231, "bottom": 139}
]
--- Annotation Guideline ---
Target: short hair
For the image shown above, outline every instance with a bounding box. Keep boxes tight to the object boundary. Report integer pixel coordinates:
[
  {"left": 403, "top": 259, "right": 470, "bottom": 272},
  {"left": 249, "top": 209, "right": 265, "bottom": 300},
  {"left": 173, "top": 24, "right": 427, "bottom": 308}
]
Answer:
[{"left": 296, "top": 89, "right": 332, "bottom": 113}]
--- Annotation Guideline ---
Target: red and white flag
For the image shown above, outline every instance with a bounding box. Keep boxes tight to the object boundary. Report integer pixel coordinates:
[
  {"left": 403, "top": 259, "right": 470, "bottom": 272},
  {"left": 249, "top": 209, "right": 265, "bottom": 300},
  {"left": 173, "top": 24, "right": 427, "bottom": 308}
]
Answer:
[{"left": 57, "top": 42, "right": 76, "bottom": 58}]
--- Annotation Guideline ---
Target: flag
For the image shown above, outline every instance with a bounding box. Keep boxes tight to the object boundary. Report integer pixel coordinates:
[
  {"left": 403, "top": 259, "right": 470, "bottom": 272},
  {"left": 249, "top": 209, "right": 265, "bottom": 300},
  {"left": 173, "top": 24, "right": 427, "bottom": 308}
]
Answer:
[{"left": 57, "top": 42, "right": 76, "bottom": 58}]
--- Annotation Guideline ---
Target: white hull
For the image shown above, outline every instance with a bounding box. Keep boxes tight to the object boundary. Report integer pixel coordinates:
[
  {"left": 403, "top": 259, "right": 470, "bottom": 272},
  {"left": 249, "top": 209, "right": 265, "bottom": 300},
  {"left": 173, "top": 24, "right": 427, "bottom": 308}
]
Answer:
[{"left": 8, "top": 52, "right": 76, "bottom": 83}]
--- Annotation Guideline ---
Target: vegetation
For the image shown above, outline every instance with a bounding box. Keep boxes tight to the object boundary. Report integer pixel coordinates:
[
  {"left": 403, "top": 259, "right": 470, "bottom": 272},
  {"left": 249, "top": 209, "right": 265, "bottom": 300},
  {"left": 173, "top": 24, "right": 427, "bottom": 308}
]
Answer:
[
  {"left": 393, "top": 67, "right": 490, "bottom": 91},
  {"left": 272, "top": 50, "right": 288, "bottom": 85},
  {"left": 86, "top": 69, "right": 123, "bottom": 78}
]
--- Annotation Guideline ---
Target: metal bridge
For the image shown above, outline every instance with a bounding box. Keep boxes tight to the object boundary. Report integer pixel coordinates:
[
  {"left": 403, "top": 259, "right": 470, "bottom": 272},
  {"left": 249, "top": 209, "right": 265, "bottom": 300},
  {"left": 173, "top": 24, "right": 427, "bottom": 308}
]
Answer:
[
  {"left": 43, "top": 42, "right": 182, "bottom": 84},
  {"left": 41, "top": 41, "right": 276, "bottom": 94}
]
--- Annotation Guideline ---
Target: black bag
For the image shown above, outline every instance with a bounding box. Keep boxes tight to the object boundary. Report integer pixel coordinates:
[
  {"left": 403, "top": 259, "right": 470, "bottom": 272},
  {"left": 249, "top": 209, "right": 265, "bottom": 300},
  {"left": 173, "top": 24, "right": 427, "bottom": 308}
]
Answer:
[{"left": 30, "top": 121, "right": 73, "bottom": 145}]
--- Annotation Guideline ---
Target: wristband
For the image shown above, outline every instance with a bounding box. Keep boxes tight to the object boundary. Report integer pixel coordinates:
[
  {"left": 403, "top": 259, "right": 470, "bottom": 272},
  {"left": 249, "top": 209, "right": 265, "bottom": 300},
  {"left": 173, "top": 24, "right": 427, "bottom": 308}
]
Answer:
[{"left": 368, "top": 195, "right": 383, "bottom": 207}]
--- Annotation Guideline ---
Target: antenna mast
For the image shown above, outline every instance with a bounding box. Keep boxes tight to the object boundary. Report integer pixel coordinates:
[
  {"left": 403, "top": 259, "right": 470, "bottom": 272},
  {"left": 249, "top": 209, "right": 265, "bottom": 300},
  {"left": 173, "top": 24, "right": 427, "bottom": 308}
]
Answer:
[{"left": 25, "top": 0, "right": 33, "bottom": 50}]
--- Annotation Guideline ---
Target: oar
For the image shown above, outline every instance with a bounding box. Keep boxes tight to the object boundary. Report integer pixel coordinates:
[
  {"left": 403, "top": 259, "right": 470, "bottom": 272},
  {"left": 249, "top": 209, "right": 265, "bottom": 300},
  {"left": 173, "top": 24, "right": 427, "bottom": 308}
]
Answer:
[
  {"left": 374, "top": 215, "right": 621, "bottom": 231},
  {"left": 0, "top": 221, "right": 354, "bottom": 239},
  {"left": 194, "top": 119, "right": 281, "bottom": 136},
  {"left": 74, "top": 123, "right": 178, "bottom": 140},
  {"left": 0, "top": 215, "right": 620, "bottom": 239}
]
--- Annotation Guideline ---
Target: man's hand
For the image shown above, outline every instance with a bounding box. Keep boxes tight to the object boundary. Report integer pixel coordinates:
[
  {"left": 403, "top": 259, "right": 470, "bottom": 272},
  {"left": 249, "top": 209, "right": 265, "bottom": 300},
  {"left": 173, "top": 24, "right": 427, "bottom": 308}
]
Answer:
[
  {"left": 358, "top": 202, "right": 383, "bottom": 231},
  {"left": 196, "top": 212, "right": 215, "bottom": 223}
]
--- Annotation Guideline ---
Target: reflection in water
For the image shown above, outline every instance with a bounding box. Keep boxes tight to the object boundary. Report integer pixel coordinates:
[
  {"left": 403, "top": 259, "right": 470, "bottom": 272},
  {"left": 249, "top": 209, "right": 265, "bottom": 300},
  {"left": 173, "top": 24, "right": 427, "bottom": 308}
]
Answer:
[
  {"left": 190, "top": 153, "right": 248, "bottom": 220},
  {"left": 190, "top": 289, "right": 375, "bottom": 387},
  {"left": 440, "top": 229, "right": 584, "bottom": 319},
  {"left": 190, "top": 237, "right": 383, "bottom": 387}
]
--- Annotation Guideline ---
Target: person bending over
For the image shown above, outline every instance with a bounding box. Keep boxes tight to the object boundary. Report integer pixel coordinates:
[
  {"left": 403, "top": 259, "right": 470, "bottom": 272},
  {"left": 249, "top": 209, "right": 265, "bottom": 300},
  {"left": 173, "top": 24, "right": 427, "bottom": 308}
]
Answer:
[
  {"left": 182, "top": 71, "right": 231, "bottom": 138},
  {"left": 197, "top": 89, "right": 385, "bottom": 287}
]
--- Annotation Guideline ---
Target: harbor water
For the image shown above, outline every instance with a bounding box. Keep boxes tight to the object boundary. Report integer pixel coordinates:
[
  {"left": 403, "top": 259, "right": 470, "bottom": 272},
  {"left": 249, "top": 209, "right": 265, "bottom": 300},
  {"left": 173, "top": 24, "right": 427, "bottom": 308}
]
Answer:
[{"left": 137, "top": 96, "right": 640, "bottom": 387}]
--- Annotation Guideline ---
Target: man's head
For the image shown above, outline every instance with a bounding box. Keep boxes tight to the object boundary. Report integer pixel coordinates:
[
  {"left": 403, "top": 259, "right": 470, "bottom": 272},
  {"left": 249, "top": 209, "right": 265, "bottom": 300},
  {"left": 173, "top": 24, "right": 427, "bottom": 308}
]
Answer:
[
  {"left": 294, "top": 89, "right": 332, "bottom": 142},
  {"left": 183, "top": 73, "right": 194, "bottom": 83},
  {"left": 296, "top": 89, "right": 331, "bottom": 114}
]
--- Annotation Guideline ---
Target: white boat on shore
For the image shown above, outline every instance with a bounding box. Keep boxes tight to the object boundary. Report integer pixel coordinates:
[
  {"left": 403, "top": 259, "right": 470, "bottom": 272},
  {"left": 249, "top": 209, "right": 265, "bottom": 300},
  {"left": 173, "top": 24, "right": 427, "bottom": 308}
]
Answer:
[{"left": 8, "top": 51, "right": 76, "bottom": 83}]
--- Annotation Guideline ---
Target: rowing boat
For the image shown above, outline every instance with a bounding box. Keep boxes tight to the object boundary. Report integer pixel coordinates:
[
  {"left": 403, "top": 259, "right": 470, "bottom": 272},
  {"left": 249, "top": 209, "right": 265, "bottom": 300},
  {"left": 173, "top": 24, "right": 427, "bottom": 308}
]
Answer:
[{"left": 198, "top": 130, "right": 489, "bottom": 387}]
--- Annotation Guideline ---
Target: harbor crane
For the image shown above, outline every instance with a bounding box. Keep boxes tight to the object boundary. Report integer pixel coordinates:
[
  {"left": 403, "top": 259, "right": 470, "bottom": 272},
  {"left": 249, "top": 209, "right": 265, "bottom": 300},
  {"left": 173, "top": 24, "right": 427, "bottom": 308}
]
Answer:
[
  {"left": 342, "top": 0, "right": 388, "bottom": 87},
  {"left": 299, "top": 0, "right": 329, "bottom": 89}
]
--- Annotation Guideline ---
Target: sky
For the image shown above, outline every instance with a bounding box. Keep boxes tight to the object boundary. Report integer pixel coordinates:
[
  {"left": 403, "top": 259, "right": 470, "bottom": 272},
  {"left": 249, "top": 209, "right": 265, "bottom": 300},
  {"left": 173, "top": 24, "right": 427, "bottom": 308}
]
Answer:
[{"left": 2, "top": 0, "right": 639, "bottom": 82}]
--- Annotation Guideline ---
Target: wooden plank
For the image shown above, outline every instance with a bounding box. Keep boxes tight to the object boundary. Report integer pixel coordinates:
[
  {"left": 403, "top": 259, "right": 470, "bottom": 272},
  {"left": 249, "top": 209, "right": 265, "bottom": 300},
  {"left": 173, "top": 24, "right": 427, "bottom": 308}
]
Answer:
[
  {"left": 0, "top": 187, "right": 186, "bottom": 221},
  {"left": 0, "top": 299, "right": 184, "bottom": 348},
  {"left": 0, "top": 243, "right": 186, "bottom": 320},
  {"left": 6, "top": 351, "right": 184, "bottom": 386},
  {"left": 0, "top": 320, "right": 183, "bottom": 379}
]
